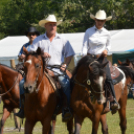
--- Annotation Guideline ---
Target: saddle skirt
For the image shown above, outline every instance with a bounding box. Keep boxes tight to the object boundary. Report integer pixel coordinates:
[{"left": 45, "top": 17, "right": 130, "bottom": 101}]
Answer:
[{"left": 109, "top": 61, "right": 123, "bottom": 85}]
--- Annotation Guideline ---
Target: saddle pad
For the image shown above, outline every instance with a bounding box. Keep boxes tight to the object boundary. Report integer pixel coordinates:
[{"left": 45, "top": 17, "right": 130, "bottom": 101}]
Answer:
[{"left": 109, "top": 61, "right": 123, "bottom": 85}]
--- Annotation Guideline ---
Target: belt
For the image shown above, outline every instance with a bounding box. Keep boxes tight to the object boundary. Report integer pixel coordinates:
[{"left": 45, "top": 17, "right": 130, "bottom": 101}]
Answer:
[{"left": 87, "top": 53, "right": 101, "bottom": 58}]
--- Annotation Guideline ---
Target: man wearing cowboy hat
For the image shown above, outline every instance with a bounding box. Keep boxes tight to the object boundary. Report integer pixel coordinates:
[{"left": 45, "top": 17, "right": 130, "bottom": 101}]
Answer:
[
  {"left": 15, "top": 27, "right": 40, "bottom": 118},
  {"left": 82, "top": 10, "right": 119, "bottom": 114},
  {"left": 18, "top": 27, "right": 40, "bottom": 61},
  {"left": 16, "top": 15, "right": 75, "bottom": 121}
]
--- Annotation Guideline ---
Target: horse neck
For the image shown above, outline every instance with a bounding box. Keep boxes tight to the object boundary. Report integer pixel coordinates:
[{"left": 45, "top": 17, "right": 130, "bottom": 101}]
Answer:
[{"left": 0, "top": 65, "right": 18, "bottom": 91}]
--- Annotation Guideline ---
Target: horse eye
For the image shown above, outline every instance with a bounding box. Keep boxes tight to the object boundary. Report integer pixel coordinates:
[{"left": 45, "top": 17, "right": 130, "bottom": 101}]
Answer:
[{"left": 35, "top": 64, "right": 39, "bottom": 68}]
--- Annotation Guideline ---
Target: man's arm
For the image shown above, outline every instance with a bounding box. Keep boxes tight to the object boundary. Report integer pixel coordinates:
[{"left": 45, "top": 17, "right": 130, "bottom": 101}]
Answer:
[{"left": 60, "top": 56, "right": 73, "bottom": 72}]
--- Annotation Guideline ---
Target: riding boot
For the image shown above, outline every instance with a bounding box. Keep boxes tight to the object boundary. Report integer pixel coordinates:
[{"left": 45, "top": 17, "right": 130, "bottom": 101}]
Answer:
[
  {"left": 107, "top": 80, "right": 119, "bottom": 114},
  {"left": 61, "top": 90, "right": 72, "bottom": 122},
  {"left": 15, "top": 94, "right": 25, "bottom": 118}
]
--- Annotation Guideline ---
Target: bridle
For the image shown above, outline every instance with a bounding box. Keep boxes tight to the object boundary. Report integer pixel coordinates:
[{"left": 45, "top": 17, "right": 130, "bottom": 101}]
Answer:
[
  {"left": 24, "top": 58, "right": 44, "bottom": 93},
  {"left": 73, "top": 60, "right": 105, "bottom": 94}
]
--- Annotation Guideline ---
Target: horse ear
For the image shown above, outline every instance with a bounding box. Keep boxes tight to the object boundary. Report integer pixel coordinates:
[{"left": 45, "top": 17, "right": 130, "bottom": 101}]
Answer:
[
  {"left": 23, "top": 47, "right": 28, "bottom": 55},
  {"left": 36, "top": 47, "right": 42, "bottom": 55},
  {"left": 126, "top": 59, "right": 130, "bottom": 65},
  {"left": 97, "top": 54, "right": 105, "bottom": 64},
  {"left": 118, "top": 60, "right": 122, "bottom": 65},
  {"left": 101, "top": 61, "right": 109, "bottom": 68}
]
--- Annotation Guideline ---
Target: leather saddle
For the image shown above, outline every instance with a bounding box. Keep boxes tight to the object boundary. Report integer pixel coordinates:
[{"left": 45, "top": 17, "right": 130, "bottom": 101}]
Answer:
[{"left": 109, "top": 61, "right": 123, "bottom": 85}]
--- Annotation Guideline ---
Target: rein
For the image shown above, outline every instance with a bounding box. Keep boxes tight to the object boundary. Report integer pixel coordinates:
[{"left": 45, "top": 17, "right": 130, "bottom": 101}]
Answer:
[{"left": 0, "top": 74, "right": 19, "bottom": 97}]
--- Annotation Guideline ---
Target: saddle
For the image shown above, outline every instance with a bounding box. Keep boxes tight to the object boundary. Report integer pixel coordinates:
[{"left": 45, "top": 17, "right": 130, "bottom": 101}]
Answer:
[{"left": 109, "top": 61, "right": 123, "bottom": 85}]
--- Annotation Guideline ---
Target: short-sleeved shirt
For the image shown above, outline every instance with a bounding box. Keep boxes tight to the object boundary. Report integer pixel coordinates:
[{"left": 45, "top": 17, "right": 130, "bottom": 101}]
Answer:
[
  {"left": 18, "top": 42, "right": 31, "bottom": 56},
  {"left": 82, "top": 25, "right": 111, "bottom": 56},
  {"left": 29, "top": 33, "right": 75, "bottom": 74}
]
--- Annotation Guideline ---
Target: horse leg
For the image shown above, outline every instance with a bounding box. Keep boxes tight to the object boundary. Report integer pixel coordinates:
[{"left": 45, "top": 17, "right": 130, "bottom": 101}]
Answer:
[
  {"left": 118, "top": 99, "right": 127, "bottom": 134},
  {"left": 24, "top": 119, "right": 36, "bottom": 134},
  {"left": 42, "top": 117, "right": 51, "bottom": 134},
  {"left": 74, "top": 115, "right": 84, "bottom": 134},
  {"left": 13, "top": 109, "right": 20, "bottom": 129},
  {"left": 100, "top": 114, "right": 109, "bottom": 134},
  {"left": 91, "top": 112, "right": 101, "bottom": 134},
  {"left": 49, "top": 119, "right": 56, "bottom": 134},
  {"left": 0, "top": 107, "right": 11, "bottom": 134},
  {"left": 67, "top": 117, "right": 73, "bottom": 134}
]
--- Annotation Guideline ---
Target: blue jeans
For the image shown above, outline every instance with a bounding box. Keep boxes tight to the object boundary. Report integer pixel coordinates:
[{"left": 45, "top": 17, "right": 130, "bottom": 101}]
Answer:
[
  {"left": 58, "top": 75, "right": 71, "bottom": 105},
  {"left": 19, "top": 78, "right": 25, "bottom": 108}
]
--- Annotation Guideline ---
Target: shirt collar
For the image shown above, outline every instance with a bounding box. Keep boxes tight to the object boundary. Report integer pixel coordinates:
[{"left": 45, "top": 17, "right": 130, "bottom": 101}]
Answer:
[
  {"left": 44, "top": 33, "right": 60, "bottom": 39},
  {"left": 93, "top": 25, "right": 104, "bottom": 32}
]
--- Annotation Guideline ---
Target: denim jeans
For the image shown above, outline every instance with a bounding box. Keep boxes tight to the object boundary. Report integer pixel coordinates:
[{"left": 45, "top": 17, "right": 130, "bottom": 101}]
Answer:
[
  {"left": 58, "top": 75, "right": 71, "bottom": 105},
  {"left": 19, "top": 78, "right": 25, "bottom": 108}
]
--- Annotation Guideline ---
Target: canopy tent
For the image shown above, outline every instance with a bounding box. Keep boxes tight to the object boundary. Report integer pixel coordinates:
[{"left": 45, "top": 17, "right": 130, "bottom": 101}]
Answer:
[{"left": 0, "top": 29, "right": 134, "bottom": 66}]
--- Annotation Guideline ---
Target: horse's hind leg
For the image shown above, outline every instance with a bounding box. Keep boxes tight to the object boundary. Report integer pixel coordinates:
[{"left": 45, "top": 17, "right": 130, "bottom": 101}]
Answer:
[
  {"left": 25, "top": 119, "right": 36, "bottom": 134},
  {"left": 0, "top": 107, "right": 11, "bottom": 134},
  {"left": 100, "top": 114, "right": 109, "bottom": 134},
  {"left": 118, "top": 98, "right": 127, "bottom": 134}
]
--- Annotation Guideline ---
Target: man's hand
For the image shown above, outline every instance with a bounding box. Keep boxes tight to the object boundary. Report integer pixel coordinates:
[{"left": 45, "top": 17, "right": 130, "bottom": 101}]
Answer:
[
  {"left": 60, "top": 64, "right": 67, "bottom": 72},
  {"left": 44, "top": 52, "right": 51, "bottom": 58},
  {"left": 19, "top": 54, "right": 25, "bottom": 61},
  {"left": 102, "top": 50, "right": 108, "bottom": 57}
]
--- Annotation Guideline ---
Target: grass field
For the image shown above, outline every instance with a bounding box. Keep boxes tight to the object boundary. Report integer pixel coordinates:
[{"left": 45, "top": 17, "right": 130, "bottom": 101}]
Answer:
[{"left": 1, "top": 99, "right": 134, "bottom": 134}]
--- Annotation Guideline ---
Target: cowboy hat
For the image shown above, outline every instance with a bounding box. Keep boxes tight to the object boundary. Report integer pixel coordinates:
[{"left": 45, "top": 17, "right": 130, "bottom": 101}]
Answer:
[
  {"left": 90, "top": 10, "right": 112, "bottom": 21},
  {"left": 39, "top": 14, "right": 62, "bottom": 27},
  {"left": 25, "top": 27, "right": 40, "bottom": 36}
]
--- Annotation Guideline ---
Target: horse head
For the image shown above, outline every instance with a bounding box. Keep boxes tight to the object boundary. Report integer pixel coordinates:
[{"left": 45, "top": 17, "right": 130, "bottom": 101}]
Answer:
[
  {"left": 73, "top": 55, "right": 108, "bottom": 105},
  {"left": 23, "top": 47, "right": 45, "bottom": 94},
  {"left": 118, "top": 59, "right": 134, "bottom": 70}
]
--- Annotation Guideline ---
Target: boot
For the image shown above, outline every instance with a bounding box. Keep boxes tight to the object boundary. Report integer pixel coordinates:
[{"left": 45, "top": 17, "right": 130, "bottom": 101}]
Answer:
[
  {"left": 107, "top": 81, "right": 119, "bottom": 114},
  {"left": 62, "top": 107, "right": 72, "bottom": 122},
  {"left": 15, "top": 94, "right": 25, "bottom": 118}
]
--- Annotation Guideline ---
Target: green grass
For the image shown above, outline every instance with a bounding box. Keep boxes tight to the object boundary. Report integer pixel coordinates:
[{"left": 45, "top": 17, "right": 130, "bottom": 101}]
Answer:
[{"left": 1, "top": 99, "right": 134, "bottom": 134}]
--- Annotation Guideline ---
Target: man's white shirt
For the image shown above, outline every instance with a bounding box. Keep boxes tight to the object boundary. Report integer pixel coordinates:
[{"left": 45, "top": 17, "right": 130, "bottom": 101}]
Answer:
[
  {"left": 82, "top": 25, "right": 111, "bottom": 56},
  {"left": 29, "top": 33, "right": 75, "bottom": 74}
]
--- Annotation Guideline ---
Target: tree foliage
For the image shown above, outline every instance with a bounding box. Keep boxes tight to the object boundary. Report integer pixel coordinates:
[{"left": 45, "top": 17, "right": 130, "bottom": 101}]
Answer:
[{"left": 0, "top": 0, "right": 134, "bottom": 39}]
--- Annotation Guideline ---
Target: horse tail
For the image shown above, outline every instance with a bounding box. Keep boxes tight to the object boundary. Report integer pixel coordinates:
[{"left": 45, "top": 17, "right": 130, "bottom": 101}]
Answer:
[{"left": 118, "top": 66, "right": 134, "bottom": 81}]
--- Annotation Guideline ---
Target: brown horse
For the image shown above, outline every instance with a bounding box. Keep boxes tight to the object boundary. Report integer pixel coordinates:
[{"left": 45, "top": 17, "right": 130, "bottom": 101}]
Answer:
[
  {"left": 23, "top": 47, "right": 59, "bottom": 134},
  {"left": 70, "top": 55, "right": 108, "bottom": 134},
  {"left": 0, "top": 64, "right": 23, "bottom": 134},
  {"left": 67, "top": 55, "right": 134, "bottom": 134}
]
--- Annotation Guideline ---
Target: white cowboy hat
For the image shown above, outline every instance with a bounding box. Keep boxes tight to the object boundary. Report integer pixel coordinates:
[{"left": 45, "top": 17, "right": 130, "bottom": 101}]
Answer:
[
  {"left": 90, "top": 10, "right": 112, "bottom": 21},
  {"left": 39, "top": 14, "right": 62, "bottom": 27}
]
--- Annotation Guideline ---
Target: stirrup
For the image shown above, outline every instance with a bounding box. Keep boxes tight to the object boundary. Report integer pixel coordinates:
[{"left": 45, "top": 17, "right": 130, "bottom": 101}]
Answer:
[{"left": 62, "top": 107, "right": 72, "bottom": 122}]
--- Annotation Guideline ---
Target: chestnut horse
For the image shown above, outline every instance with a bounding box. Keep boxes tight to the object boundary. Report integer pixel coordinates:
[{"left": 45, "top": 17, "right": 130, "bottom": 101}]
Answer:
[
  {"left": 71, "top": 55, "right": 108, "bottom": 134},
  {"left": 0, "top": 64, "right": 23, "bottom": 134},
  {"left": 23, "top": 47, "right": 59, "bottom": 134}
]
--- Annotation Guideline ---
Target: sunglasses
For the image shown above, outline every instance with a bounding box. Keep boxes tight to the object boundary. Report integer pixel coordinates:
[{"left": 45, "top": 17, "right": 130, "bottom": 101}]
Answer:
[{"left": 28, "top": 33, "right": 36, "bottom": 36}]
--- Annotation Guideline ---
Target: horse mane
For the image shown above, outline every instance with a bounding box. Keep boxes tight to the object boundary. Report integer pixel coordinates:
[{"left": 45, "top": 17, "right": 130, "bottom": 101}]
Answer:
[
  {"left": 118, "top": 66, "right": 134, "bottom": 81},
  {"left": 72, "top": 55, "right": 105, "bottom": 78},
  {"left": 26, "top": 50, "right": 47, "bottom": 71},
  {"left": 0, "top": 64, "right": 18, "bottom": 72}
]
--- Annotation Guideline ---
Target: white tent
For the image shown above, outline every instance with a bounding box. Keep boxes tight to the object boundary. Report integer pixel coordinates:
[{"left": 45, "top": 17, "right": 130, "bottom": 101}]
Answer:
[{"left": 0, "top": 29, "right": 134, "bottom": 66}]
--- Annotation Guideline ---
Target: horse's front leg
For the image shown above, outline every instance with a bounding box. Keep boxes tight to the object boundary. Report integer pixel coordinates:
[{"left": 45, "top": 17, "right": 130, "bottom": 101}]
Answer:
[
  {"left": 74, "top": 115, "right": 84, "bottom": 134},
  {"left": 0, "top": 107, "right": 11, "bottom": 134},
  {"left": 92, "top": 111, "right": 102, "bottom": 134},
  {"left": 67, "top": 117, "right": 74, "bottom": 134},
  {"left": 42, "top": 117, "right": 51, "bottom": 134},
  {"left": 100, "top": 114, "right": 109, "bottom": 134},
  {"left": 24, "top": 119, "right": 36, "bottom": 134}
]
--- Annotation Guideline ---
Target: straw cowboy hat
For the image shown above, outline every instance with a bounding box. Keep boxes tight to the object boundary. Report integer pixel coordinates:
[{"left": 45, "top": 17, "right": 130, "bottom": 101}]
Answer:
[
  {"left": 90, "top": 10, "right": 112, "bottom": 21},
  {"left": 39, "top": 15, "right": 62, "bottom": 27}
]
